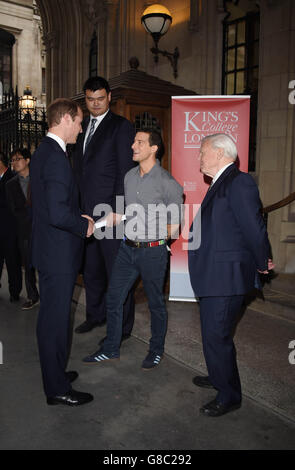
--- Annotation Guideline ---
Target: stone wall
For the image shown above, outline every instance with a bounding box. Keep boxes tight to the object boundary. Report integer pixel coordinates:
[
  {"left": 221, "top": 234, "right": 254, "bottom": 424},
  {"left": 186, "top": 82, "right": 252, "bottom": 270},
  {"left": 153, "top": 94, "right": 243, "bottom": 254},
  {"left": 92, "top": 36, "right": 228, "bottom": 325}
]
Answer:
[
  {"left": 0, "top": 0, "right": 45, "bottom": 105},
  {"left": 257, "top": 0, "right": 295, "bottom": 271}
]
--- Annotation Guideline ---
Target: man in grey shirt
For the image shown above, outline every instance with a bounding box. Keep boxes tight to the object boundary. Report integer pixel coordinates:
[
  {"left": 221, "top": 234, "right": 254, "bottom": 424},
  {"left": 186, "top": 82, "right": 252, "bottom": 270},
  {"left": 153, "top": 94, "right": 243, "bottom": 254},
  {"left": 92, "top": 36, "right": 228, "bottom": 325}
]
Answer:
[{"left": 83, "top": 128, "right": 183, "bottom": 369}]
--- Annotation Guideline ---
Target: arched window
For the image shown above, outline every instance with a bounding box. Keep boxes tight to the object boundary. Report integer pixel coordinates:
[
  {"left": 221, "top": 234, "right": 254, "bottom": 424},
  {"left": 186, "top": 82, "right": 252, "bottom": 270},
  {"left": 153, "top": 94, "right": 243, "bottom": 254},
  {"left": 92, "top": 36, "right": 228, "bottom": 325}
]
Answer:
[
  {"left": 0, "top": 28, "right": 15, "bottom": 93},
  {"left": 89, "top": 30, "right": 98, "bottom": 77}
]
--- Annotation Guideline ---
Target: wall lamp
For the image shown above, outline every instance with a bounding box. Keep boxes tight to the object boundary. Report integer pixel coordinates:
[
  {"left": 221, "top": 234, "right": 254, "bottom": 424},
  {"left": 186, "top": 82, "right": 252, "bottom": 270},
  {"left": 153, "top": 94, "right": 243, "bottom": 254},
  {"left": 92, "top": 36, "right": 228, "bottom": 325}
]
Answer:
[{"left": 141, "top": 4, "right": 179, "bottom": 79}]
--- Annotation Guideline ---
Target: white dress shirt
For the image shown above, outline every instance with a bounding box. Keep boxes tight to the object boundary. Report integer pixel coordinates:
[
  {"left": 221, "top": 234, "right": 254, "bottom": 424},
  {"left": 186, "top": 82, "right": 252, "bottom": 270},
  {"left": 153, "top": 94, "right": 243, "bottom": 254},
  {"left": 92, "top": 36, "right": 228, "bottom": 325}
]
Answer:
[{"left": 83, "top": 109, "right": 109, "bottom": 154}]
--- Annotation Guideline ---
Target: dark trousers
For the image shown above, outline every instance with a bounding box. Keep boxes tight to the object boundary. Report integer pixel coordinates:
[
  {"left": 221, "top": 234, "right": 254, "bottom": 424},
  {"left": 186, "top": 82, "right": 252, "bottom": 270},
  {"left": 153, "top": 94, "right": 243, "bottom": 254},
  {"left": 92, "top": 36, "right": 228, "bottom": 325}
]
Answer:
[
  {"left": 103, "top": 241, "right": 168, "bottom": 357},
  {"left": 83, "top": 237, "right": 135, "bottom": 335},
  {"left": 0, "top": 233, "right": 22, "bottom": 298},
  {"left": 37, "top": 271, "right": 76, "bottom": 397},
  {"left": 199, "top": 295, "right": 244, "bottom": 405},
  {"left": 18, "top": 238, "right": 39, "bottom": 302}
]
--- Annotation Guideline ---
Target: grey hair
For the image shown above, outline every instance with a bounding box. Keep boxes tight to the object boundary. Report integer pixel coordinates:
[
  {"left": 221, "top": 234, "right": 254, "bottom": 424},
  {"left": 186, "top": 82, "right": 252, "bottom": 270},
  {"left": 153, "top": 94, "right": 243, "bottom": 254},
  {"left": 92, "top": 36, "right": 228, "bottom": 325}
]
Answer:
[{"left": 202, "top": 133, "right": 238, "bottom": 161}]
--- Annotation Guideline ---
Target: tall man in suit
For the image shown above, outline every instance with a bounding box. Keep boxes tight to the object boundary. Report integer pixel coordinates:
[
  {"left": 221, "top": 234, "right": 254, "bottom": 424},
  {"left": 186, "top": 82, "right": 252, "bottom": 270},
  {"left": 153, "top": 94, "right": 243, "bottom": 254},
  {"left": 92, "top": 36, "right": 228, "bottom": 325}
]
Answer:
[
  {"left": 30, "top": 98, "right": 94, "bottom": 406},
  {"left": 0, "top": 151, "right": 22, "bottom": 301},
  {"left": 6, "top": 148, "right": 39, "bottom": 310},
  {"left": 188, "top": 133, "right": 273, "bottom": 417},
  {"left": 73, "top": 76, "right": 135, "bottom": 339}
]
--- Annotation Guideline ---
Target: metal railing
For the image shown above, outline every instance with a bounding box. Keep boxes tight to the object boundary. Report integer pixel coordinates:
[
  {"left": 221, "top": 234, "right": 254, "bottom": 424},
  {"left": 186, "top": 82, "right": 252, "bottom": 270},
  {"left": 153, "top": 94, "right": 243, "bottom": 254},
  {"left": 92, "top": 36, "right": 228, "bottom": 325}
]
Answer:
[
  {"left": 0, "top": 88, "right": 47, "bottom": 156},
  {"left": 262, "top": 192, "right": 295, "bottom": 226}
]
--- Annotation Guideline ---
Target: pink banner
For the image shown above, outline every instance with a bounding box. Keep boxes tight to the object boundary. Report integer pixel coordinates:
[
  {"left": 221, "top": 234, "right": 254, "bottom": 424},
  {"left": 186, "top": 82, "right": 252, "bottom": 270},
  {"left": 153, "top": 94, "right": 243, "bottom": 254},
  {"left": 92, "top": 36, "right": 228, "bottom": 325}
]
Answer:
[{"left": 170, "top": 96, "right": 250, "bottom": 300}]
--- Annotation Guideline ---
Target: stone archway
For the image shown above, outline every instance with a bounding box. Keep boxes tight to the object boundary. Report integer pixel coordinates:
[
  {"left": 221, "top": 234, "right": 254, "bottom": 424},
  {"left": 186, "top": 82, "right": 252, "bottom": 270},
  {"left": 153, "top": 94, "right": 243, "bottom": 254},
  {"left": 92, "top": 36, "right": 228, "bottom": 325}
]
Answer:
[
  {"left": 35, "top": 0, "right": 86, "bottom": 102},
  {"left": 35, "top": 0, "right": 120, "bottom": 104}
]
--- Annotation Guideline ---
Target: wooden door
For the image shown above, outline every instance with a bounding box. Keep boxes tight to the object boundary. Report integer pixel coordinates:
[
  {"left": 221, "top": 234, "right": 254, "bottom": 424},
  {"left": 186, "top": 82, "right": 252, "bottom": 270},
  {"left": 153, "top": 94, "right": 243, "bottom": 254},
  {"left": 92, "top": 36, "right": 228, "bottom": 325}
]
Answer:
[{"left": 128, "top": 104, "right": 171, "bottom": 171}]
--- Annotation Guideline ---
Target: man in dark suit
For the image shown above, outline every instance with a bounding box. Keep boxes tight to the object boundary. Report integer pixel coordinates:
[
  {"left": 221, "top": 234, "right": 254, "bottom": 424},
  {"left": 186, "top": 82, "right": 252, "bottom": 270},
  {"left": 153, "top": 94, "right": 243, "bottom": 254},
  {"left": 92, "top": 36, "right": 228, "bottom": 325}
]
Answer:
[
  {"left": 188, "top": 133, "right": 273, "bottom": 417},
  {"left": 0, "top": 151, "right": 22, "bottom": 301},
  {"left": 73, "top": 76, "right": 135, "bottom": 339},
  {"left": 6, "top": 148, "right": 39, "bottom": 310},
  {"left": 30, "top": 98, "right": 94, "bottom": 406}
]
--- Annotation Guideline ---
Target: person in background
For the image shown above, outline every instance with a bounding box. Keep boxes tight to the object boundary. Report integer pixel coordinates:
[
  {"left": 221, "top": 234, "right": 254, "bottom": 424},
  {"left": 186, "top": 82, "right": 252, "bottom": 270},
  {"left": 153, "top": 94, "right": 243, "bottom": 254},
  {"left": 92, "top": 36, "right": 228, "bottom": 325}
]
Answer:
[
  {"left": 6, "top": 148, "right": 39, "bottom": 310},
  {"left": 0, "top": 151, "right": 22, "bottom": 302}
]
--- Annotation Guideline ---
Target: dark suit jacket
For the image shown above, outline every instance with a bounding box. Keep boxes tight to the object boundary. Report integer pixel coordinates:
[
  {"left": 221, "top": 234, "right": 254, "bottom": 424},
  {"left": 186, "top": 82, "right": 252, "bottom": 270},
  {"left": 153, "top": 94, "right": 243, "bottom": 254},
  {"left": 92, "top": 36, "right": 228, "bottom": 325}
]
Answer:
[
  {"left": 0, "top": 167, "right": 18, "bottom": 238},
  {"left": 6, "top": 175, "right": 32, "bottom": 239},
  {"left": 30, "top": 136, "right": 88, "bottom": 275},
  {"left": 188, "top": 164, "right": 271, "bottom": 297},
  {"left": 73, "top": 111, "right": 135, "bottom": 216}
]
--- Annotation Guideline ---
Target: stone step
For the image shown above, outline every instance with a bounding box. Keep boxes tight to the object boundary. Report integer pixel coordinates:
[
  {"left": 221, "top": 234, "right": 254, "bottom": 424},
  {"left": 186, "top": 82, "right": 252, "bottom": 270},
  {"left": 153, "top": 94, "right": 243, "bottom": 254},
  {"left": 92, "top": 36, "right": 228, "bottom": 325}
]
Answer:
[
  {"left": 267, "top": 272, "right": 295, "bottom": 296},
  {"left": 247, "top": 286, "right": 295, "bottom": 323}
]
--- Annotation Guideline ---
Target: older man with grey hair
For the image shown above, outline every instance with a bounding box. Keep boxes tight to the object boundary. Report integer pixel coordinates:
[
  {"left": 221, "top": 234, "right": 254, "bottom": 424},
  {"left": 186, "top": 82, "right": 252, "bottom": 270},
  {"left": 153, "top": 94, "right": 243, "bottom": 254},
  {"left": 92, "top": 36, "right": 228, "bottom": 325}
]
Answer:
[{"left": 188, "top": 133, "right": 273, "bottom": 417}]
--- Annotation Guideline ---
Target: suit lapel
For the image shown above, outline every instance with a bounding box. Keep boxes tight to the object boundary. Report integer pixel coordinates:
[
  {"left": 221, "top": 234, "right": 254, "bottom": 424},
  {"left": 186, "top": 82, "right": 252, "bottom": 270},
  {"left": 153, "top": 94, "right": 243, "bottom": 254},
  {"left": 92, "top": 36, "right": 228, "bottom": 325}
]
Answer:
[
  {"left": 15, "top": 178, "right": 28, "bottom": 204},
  {"left": 201, "top": 164, "right": 239, "bottom": 212},
  {"left": 83, "top": 111, "right": 113, "bottom": 161},
  {"left": 9, "top": 176, "right": 27, "bottom": 203},
  {"left": 1, "top": 168, "right": 13, "bottom": 184},
  {"left": 44, "top": 136, "right": 67, "bottom": 156}
]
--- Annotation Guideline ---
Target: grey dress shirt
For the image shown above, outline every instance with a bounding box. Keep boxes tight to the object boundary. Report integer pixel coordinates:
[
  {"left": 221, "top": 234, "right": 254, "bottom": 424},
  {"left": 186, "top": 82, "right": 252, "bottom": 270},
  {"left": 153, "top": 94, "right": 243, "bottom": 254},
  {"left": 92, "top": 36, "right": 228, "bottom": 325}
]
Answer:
[{"left": 124, "top": 160, "right": 183, "bottom": 241}]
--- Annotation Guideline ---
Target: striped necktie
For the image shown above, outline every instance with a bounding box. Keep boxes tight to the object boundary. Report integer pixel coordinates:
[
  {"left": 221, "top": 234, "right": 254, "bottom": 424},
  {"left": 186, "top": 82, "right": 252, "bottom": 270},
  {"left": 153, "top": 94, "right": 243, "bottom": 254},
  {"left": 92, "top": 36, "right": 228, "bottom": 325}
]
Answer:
[{"left": 84, "top": 118, "right": 96, "bottom": 150}]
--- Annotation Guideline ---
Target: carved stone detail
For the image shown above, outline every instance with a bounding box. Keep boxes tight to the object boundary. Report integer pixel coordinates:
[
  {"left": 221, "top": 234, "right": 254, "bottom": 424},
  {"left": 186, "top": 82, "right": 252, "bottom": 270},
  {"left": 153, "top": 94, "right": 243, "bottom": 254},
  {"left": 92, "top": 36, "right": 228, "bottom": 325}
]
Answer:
[
  {"left": 82, "top": 0, "right": 107, "bottom": 25},
  {"left": 43, "top": 31, "right": 58, "bottom": 50}
]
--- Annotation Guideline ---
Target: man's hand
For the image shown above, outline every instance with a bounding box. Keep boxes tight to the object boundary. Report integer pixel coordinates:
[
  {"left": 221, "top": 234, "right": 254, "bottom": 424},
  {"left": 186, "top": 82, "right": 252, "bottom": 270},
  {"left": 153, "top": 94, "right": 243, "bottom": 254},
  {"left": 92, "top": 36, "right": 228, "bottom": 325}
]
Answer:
[
  {"left": 105, "top": 212, "right": 124, "bottom": 227},
  {"left": 258, "top": 258, "right": 275, "bottom": 274},
  {"left": 167, "top": 224, "right": 180, "bottom": 240},
  {"left": 82, "top": 214, "right": 94, "bottom": 237}
]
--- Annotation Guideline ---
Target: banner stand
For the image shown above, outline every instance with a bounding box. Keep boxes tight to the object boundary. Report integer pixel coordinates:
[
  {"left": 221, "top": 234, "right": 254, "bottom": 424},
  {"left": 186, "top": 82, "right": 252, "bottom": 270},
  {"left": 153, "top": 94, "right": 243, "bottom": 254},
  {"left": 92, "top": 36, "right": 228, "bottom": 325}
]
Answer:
[{"left": 169, "top": 95, "right": 250, "bottom": 302}]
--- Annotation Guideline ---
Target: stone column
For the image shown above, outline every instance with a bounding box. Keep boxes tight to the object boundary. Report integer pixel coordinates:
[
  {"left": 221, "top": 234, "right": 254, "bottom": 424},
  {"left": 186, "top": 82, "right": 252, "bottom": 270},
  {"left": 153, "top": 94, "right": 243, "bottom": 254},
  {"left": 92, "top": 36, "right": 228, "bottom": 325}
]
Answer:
[
  {"left": 43, "top": 31, "right": 58, "bottom": 103},
  {"left": 105, "top": 0, "right": 120, "bottom": 78}
]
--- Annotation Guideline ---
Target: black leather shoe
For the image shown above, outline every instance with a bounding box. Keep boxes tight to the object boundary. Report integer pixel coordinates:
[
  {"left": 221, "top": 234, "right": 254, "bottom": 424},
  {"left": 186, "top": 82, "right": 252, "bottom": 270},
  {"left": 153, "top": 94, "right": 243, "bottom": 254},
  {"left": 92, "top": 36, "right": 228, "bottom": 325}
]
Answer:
[
  {"left": 200, "top": 399, "right": 241, "bottom": 417},
  {"left": 98, "top": 333, "right": 131, "bottom": 346},
  {"left": 10, "top": 295, "right": 20, "bottom": 303},
  {"left": 66, "top": 370, "right": 79, "bottom": 383},
  {"left": 47, "top": 389, "right": 94, "bottom": 406},
  {"left": 192, "top": 375, "right": 215, "bottom": 389},
  {"left": 75, "top": 320, "right": 105, "bottom": 334}
]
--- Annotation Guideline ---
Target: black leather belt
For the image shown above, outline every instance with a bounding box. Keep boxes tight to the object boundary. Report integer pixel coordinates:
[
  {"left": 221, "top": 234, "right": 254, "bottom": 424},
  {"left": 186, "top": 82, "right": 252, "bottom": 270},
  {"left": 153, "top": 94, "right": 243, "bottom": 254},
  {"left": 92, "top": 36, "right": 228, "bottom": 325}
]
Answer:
[{"left": 124, "top": 238, "right": 166, "bottom": 248}]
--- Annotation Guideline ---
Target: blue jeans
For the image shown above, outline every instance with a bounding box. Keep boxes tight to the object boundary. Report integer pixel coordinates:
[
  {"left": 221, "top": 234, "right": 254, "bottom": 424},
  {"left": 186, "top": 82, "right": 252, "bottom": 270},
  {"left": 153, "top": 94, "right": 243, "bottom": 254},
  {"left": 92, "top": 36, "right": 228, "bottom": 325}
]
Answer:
[{"left": 103, "top": 241, "right": 169, "bottom": 357}]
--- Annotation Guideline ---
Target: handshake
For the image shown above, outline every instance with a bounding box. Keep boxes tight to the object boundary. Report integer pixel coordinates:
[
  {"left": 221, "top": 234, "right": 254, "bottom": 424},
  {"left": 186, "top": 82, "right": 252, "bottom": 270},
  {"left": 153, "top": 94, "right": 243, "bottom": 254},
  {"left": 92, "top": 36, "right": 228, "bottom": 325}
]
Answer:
[
  {"left": 81, "top": 214, "right": 95, "bottom": 238},
  {"left": 81, "top": 212, "right": 124, "bottom": 238}
]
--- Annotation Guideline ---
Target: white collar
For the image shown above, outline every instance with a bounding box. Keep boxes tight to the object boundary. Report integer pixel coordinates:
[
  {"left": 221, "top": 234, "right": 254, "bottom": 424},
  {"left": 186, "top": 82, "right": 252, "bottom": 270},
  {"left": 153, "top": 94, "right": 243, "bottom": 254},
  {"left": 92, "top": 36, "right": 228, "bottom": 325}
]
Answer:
[
  {"left": 212, "top": 162, "right": 234, "bottom": 185},
  {"left": 47, "top": 132, "right": 67, "bottom": 152}
]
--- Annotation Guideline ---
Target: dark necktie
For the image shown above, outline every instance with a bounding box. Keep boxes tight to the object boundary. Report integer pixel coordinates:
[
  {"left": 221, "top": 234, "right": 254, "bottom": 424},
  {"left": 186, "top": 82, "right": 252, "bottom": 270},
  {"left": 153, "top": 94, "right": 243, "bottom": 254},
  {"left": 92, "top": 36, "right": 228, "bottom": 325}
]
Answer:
[{"left": 84, "top": 118, "right": 96, "bottom": 151}]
